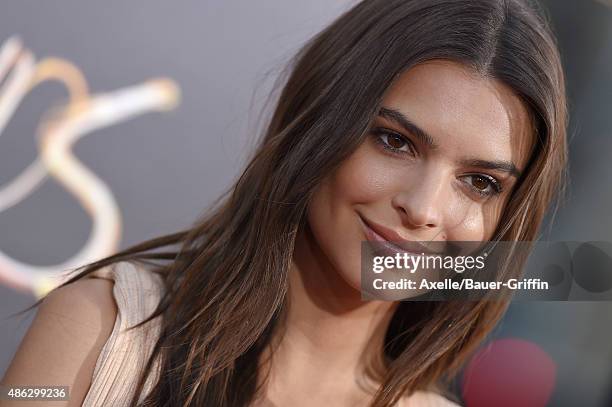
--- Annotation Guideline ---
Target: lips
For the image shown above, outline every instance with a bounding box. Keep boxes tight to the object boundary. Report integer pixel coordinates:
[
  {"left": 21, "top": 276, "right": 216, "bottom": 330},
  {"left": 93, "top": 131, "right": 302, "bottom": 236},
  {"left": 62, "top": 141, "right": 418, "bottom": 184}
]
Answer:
[{"left": 358, "top": 214, "right": 444, "bottom": 256}]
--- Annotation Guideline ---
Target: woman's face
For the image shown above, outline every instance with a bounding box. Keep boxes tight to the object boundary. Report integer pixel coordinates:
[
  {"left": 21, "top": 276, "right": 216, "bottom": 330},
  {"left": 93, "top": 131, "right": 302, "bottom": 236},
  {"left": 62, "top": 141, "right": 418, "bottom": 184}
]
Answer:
[{"left": 305, "top": 59, "right": 534, "bottom": 292}]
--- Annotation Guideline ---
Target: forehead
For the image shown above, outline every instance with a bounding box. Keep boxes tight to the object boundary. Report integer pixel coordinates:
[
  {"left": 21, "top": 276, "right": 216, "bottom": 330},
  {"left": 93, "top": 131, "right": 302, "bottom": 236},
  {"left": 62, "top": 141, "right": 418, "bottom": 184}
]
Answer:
[{"left": 380, "top": 59, "right": 534, "bottom": 170}]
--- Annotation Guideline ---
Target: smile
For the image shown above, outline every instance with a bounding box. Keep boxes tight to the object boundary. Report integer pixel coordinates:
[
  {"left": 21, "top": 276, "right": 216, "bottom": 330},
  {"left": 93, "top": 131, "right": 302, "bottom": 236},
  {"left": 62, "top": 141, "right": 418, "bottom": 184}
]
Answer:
[{"left": 358, "top": 214, "right": 444, "bottom": 257}]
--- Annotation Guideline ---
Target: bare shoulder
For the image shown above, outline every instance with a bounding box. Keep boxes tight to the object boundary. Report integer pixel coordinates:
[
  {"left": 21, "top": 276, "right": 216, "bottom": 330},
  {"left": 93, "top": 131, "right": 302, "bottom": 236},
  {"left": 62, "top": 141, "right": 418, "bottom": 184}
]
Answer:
[
  {"left": 1, "top": 274, "right": 118, "bottom": 406},
  {"left": 42, "top": 275, "right": 117, "bottom": 321},
  {"left": 403, "top": 390, "right": 462, "bottom": 407}
]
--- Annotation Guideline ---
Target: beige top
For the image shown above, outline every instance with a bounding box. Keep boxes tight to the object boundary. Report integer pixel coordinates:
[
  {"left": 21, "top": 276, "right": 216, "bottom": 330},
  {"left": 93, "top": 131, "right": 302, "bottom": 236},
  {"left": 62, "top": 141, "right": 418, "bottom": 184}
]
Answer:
[
  {"left": 81, "top": 260, "right": 164, "bottom": 407},
  {"left": 80, "top": 260, "right": 460, "bottom": 407}
]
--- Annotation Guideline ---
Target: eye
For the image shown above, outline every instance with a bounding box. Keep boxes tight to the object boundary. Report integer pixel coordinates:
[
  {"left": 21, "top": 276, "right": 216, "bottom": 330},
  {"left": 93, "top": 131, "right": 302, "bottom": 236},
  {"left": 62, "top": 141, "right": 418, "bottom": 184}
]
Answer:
[
  {"left": 371, "top": 128, "right": 416, "bottom": 156},
  {"left": 461, "top": 174, "right": 503, "bottom": 197}
]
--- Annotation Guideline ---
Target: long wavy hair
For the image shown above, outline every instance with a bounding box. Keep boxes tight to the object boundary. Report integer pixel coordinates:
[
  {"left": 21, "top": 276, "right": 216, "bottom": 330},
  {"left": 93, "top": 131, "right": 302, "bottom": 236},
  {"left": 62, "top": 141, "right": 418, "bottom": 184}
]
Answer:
[{"left": 20, "top": 0, "right": 567, "bottom": 405}]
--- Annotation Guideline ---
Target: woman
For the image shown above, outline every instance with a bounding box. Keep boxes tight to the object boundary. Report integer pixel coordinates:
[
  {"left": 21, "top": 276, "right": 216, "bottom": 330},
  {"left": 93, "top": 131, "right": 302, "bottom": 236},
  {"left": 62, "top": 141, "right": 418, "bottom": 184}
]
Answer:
[{"left": 2, "top": 0, "right": 567, "bottom": 405}]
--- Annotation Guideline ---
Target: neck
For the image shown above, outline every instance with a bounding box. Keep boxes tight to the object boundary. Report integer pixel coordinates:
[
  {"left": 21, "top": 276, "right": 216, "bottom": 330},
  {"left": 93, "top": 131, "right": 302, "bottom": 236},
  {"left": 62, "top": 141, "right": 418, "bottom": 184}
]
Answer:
[{"left": 259, "top": 225, "right": 397, "bottom": 405}]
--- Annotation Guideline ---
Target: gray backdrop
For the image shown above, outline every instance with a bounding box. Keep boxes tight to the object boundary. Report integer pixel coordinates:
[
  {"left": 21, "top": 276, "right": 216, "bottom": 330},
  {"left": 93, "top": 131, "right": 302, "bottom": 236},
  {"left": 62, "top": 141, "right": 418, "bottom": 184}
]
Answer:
[{"left": 1, "top": 1, "right": 611, "bottom": 406}]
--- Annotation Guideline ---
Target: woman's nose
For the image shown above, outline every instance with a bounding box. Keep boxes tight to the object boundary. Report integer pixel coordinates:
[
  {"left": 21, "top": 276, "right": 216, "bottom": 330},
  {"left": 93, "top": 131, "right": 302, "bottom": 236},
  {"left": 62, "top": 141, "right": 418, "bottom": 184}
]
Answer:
[{"left": 391, "top": 171, "right": 447, "bottom": 229}]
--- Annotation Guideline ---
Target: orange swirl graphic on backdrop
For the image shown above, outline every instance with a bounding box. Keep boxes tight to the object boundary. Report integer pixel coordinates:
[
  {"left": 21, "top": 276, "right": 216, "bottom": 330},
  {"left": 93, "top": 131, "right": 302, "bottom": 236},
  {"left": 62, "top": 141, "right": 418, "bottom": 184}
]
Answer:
[{"left": 0, "top": 36, "right": 181, "bottom": 298}]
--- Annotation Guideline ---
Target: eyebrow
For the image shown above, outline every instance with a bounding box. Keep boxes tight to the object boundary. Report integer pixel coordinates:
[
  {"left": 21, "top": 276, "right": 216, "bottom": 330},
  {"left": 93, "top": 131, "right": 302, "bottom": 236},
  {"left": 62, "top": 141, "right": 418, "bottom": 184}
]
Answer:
[
  {"left": 376, "top": 106, "right": 521, "bottom": 178},
  {"left": 378, "top": 107, "right": 438, "bottom": 149},
  {"left": 459, "top": 158, "right": 521, "bottom": 178}
]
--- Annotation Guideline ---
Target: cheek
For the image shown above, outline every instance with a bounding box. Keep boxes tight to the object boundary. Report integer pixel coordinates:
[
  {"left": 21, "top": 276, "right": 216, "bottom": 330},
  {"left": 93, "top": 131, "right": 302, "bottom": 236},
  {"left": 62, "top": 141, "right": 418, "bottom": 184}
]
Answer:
[
  {"left": 450, "top": 199, "right": 506, "bottom": 241},
  {"left": 305, "top": 179, "right": 363, "bottom": 289},
  {"left": 306, "top": 147, "right": 386, "bottom": 251},
  {"left": 308, "top": 144, "right": 402, "bottom": 225},
  {"left": 305, "top": 145, "right": 397, "bottom": 288},
  {"left": 450, "top": 213, "right": 487, "bottom": 241},
  {"left": 330, "top": 147, "right": 397, "bottom": 204}
]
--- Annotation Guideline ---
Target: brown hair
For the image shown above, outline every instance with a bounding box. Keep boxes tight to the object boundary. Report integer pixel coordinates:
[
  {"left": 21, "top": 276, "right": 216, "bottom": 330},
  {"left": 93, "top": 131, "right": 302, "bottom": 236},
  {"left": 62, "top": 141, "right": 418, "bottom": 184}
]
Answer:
[{"left": 19, "top": 0, "right": 568, "bottom": 405}]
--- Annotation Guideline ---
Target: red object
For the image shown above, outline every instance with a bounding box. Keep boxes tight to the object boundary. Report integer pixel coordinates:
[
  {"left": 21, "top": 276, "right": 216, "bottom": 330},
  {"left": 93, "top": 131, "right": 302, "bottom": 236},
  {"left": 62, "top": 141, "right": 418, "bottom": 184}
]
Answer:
[{"left": 462, "top": 338, "right": 557, "bottom": 407}]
